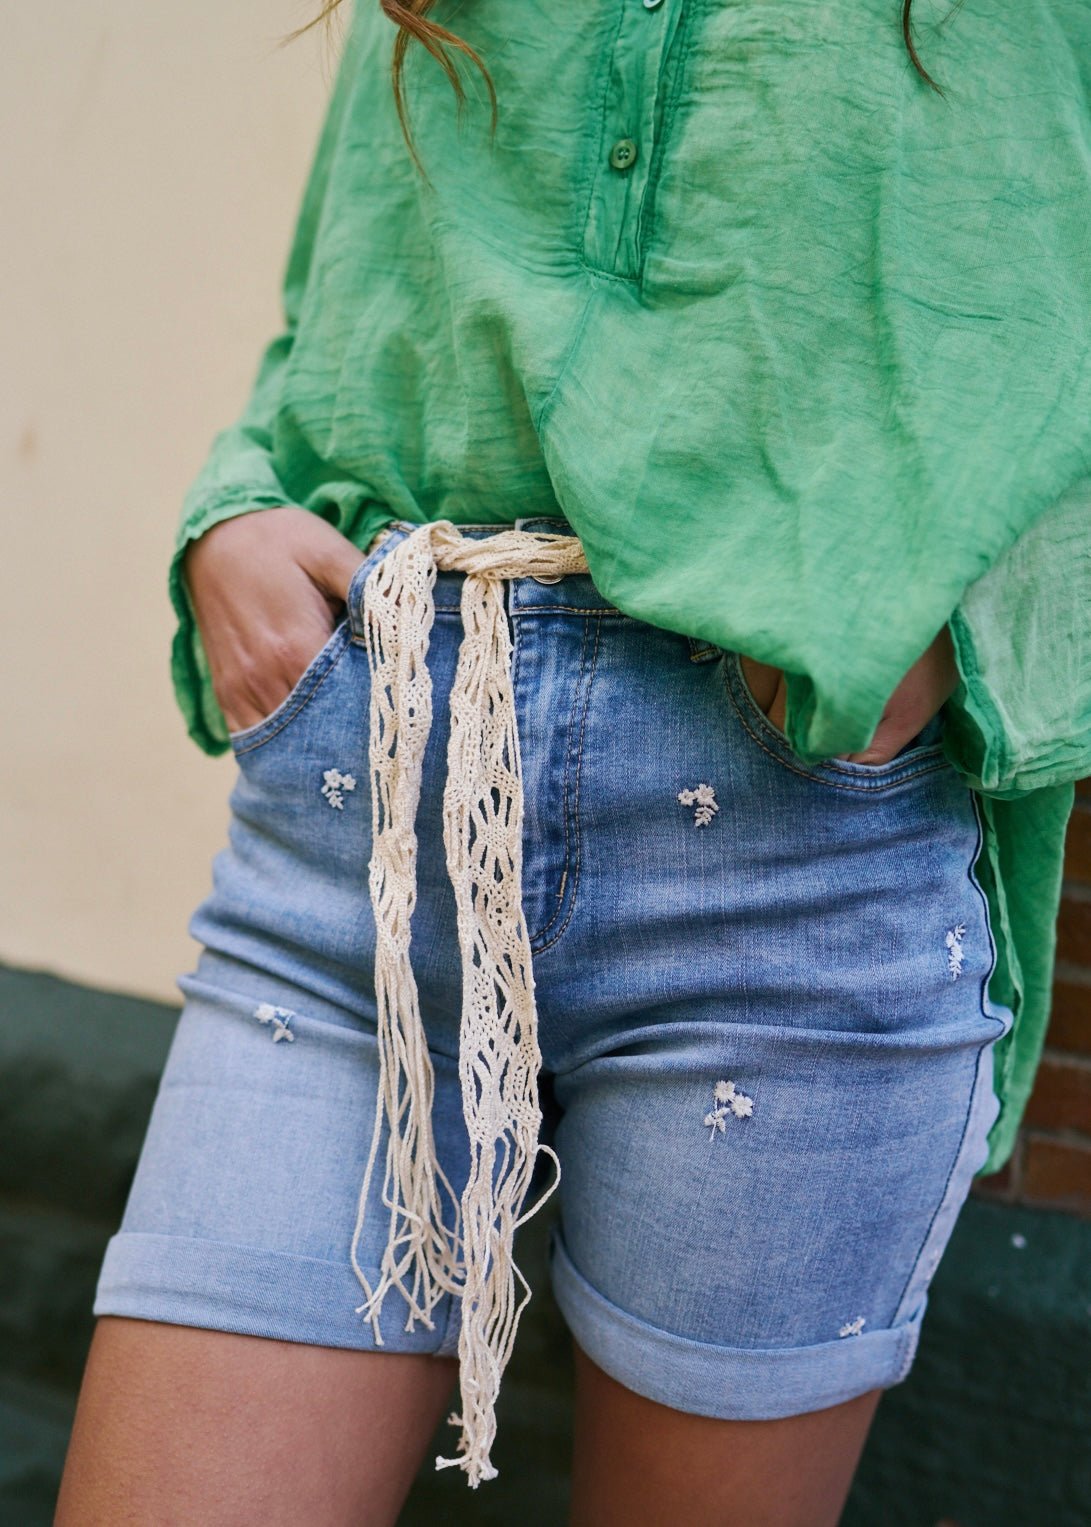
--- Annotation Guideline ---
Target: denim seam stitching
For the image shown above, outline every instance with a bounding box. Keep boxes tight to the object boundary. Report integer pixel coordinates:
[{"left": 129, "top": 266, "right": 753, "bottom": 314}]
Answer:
[
  {"left": 888, "top": 1040, "right": 990, "bottom": 1329},
  {"left": 888, "top": 793, "right": 1003, "bottom": 1325},
  {"left": 533, "top": 612, "right": 602, "bottom": 955},
  {"left": 527, "top": 611, "right": 588, "bottom": 949}
]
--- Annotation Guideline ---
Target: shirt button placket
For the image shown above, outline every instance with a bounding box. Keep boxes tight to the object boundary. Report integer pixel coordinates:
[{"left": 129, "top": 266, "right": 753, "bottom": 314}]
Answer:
[{"left": 582, "top": 0, "right": 684, "bottom": 280}]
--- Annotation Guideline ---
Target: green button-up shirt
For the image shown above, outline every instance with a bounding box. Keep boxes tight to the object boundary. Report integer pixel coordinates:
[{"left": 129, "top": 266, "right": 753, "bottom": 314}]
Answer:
[{"left": 170, "top": 0, "right": 1091, "bottom": 1170}]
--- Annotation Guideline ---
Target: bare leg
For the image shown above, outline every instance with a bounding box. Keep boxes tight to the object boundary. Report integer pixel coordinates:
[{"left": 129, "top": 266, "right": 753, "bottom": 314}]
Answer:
[
  {"left": 569, "top": 1342, "right": 881, "bottom": 1527},
  {"left": 55, "top": 1315, "right": 457, "bottom": 1527}
]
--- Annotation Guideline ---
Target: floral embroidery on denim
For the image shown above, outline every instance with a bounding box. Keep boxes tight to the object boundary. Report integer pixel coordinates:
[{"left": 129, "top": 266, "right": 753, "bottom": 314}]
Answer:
[
  {"left": 704, "top": 1078, "right": 753, "bottom": 1138},
  {"left": 321, "top": 768, "right": 357, "bottom": 810},
  {"left": 678, "top": 783, "right": 719, "bottom": 827},
  {"left": 945, "top": 923, "right": 967, "bottom": 979},
  {"left": 254, "top": 1003, "right": 296, "bottom": 1043}
]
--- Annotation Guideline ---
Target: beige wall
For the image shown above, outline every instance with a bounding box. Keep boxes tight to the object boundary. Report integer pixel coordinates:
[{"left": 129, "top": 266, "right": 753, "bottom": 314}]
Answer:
[{"left": 2, "top": 5, "right": 337, "bottom": 1002}]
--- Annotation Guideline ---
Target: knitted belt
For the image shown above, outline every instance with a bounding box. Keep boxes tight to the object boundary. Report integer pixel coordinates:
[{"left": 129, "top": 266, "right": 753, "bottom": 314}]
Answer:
[{"left": 348, "top": 519, "right": 590, "bottom": 1487}]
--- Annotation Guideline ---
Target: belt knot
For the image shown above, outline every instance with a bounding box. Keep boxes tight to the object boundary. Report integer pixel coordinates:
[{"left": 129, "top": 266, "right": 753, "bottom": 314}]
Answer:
[{"left": 428, "top": 519, "right": 591, "bottom": 582}]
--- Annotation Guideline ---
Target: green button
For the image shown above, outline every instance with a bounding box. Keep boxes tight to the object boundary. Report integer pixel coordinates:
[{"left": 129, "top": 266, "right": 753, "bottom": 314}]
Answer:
[{"left": 609, "top": 138, "right": 638, "bottom": 171}]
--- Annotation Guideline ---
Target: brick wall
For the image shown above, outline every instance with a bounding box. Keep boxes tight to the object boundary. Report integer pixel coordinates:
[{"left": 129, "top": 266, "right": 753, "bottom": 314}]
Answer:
[{"left": 974, "top": 779, "right": 1091, "bottom": 1217}]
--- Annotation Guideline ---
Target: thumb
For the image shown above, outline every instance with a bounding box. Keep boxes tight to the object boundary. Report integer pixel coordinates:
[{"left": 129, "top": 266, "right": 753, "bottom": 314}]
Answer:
[
  {"left": 327, "top": 542, "right": 369, "bottom": 606},
  {"left": 302, "top": 526, "right": 371, "bottom": 606}
]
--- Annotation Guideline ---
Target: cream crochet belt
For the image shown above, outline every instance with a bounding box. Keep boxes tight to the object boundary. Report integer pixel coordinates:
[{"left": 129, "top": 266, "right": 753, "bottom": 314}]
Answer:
[{"left": 349, "top": 519, "right": 590, "bottom": 1487}]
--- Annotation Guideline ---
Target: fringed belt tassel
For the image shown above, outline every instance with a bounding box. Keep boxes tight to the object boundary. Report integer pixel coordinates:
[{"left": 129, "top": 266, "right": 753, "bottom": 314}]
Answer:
[{"left": 348, "top": 519, "right": 590, "bottom": 1487}]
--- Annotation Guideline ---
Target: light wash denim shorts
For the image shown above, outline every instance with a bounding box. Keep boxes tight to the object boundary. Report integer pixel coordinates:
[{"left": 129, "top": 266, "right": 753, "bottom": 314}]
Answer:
[{"left": 94, "top": 514, "right": 1013, "bottom": 1420}]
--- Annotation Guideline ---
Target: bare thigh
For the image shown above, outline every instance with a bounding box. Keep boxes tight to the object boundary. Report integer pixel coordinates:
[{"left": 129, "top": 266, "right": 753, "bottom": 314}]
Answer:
[
  {"left": 569, "top": 1342, "right": 881, "bottom": 1527},
  {"left": 54, "top": 1316, "right": 458, "bottom": 1527}
]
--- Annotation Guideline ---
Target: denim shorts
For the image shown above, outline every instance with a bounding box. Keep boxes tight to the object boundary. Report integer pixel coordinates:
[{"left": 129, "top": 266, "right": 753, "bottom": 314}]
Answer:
[{"left": 94, "top": 514, "right": 1013, "bottom": 1420}]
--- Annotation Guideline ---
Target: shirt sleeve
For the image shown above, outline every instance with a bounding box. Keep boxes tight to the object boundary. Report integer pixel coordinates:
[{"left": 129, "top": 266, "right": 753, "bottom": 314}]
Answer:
[
  {"left": 168, "top": 22, "right": 358, "bottom": 756},
  {"left": 943, "top": 471, "right": 1091, "bottom": 796}
]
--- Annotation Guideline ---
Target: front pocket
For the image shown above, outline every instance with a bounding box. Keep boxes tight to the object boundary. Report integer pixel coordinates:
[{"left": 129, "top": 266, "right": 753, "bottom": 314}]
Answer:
[
  {"left": 229, "top": 521, "right": 411, "bottom": 757},
  {"left": 722, "top": 648, "right": 950, "bottom": 792},
  {"left": 228, "top": 622, "right": 353, "bottom": 755}
]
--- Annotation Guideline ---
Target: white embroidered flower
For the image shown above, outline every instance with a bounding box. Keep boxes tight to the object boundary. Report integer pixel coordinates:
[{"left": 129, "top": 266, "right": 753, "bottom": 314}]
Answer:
[
  {"left": 321, "top": 768, "right": 357, "bottom": 811},
  {"left": 945, "top": 923, "right": 967, "bottom": 979},
  {"left": 677, "top": 783, "right": 719, "bottom": 827},
  {"left": 704, "top": 1080, "right": 753, "bottom": 1138},
  {"left": 254, "top": 1002, "right": 296, "bottom": 1043}
]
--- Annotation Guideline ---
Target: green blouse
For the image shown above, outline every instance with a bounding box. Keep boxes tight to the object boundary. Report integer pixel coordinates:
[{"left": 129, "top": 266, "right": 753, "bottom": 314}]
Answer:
[{"left": 170, "top": 0, "right": 1091, "bottom": 1171}]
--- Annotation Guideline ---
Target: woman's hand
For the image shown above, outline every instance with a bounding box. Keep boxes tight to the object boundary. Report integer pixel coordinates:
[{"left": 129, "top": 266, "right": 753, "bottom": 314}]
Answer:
[
  {"left": 182, "top": 507, "right": 368, "bottom": 735},
  {"left": 738, "top": 625, "right": 959, "bottom": 764}
]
